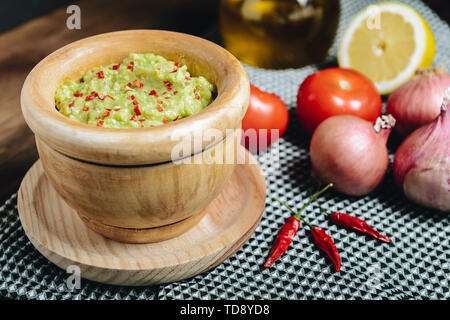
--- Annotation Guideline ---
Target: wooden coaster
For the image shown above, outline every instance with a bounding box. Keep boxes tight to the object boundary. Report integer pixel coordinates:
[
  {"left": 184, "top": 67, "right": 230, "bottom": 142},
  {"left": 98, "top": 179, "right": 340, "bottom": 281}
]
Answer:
[{"left": 17, "top": 154, "right": 266, "bottom": 286}]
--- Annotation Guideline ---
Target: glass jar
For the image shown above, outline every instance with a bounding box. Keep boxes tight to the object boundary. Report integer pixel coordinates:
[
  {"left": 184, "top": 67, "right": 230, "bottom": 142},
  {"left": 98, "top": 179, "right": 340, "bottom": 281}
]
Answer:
[{"left": 219, "top": 0, "right": 340, "bottom": 69}]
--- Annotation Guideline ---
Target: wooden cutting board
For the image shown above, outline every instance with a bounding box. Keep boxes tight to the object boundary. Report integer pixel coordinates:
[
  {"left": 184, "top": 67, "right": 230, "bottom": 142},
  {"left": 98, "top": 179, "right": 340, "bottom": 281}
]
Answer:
[{"left": 0, "top": 0, "right": 217, "bottom": 203}]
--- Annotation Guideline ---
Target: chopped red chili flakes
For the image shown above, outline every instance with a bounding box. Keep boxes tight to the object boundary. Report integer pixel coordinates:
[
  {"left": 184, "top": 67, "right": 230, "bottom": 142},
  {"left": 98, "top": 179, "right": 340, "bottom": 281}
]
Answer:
[
  {"left": 85, "top": 95, "right": 94, "bottom": 101},
  {"left": 138, "top": 119, "right": 146, "bottom": 122},
  {"left": 195, "top": 94, "right": 201, "bottom": 100},
  {"left": 133, "top": 80, "right": 144, "bottom": 88},
  {"left": 126, "top": 82, "right": 132, "bottom": 88},
  {"left": 83, "top": 106, "right": 89, "bottom": 111},
  {"left": 163, "top": 119, "right": 168, "bottom": 124},
  {"left": 105, "top": 108, "right": 112, "bottom": 111},
  {"left": 164, "top": 97, "right": 170, "bottom": 99},
  {"left": 157, "top": 105, "right": 164, "bottom": 112},
  {"left": 157, "top": 100, "right": 163, "bottom": 104},
  {"left": 91, "top": 91, "right": 98, "bottom": 97},
  {"left": 95, "top": 115, "right": 101, "bottom": 119},
  {"left": 112, "top": 64, "right": 120, "bottom": 70},
  {"left": 130, "top": 115, "right": 136, "bottom": 121},
  {"left": 73, "top": 93, "right": 83, "bottom": 97},
  {"left": 173, "top": 115, "right": 179, "bottom": 121},
  {"left": 114, "top": 107, "right": 121, "bottom": 111},
  {"left": 106, "top": 95, "right": 115, "bottom": 100},
  {"left": 130, "top": 61, "right": 135, "bottom": 65},
  {"left": 102, "top": 111, "right": 110, "bottom": 117},
  {"left": 173, "top": 91, "right": 178, "bottom": 95},
  {"left": 127, "top": 95, "right": 135, "bottom": 100},
  {"left": 171, "top": 67, "right": 178, "bottom": 73},
  {"left": 185, "top": 76, "right": 191, "bottom": 80},
  {"left": 162, "top": 91, "right": 168, "bottom": 95},
  {"left": 68, "top": 101, "right": 75, "bottom": 107},
  {"left": 97, "top": 71, "right": 104, "bottom": 79},
  {"left": 97, "top": 120, "right": 104, "bottom": 127},
  {"left": 132, "top": 100, "right": 139, "bottom": 105},
  {"left": 174, "top": 62, "right": 180, "bottom": 67},
  {"left": 148, "top": 90, "right": 158, "bottom": 96},
  {"left": 127, "top": 65, "right": 134, "bottom": 71},
  {"left": 98, "top": 94, "right": 105, "bottom": 100},
  {"left": 134, "top": 105, "right": 142, "bottom": 116}
]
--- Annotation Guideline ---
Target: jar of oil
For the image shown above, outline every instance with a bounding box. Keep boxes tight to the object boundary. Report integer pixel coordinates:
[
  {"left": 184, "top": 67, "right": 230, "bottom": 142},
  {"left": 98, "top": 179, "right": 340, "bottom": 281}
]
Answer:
[{"left": 219, "top": 0, "right": 340, "bottom": 69}]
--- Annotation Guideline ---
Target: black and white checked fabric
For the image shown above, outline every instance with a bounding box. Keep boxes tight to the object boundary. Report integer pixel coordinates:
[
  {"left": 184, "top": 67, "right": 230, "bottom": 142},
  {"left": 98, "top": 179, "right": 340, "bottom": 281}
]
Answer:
[{"left": 1, "top": 0, "right": 449, "bottom": 300}]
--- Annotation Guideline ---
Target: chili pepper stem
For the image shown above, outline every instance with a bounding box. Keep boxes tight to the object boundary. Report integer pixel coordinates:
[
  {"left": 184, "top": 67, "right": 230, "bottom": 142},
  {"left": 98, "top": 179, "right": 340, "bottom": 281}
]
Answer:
[
  {"left": 273, "top": 198, "right": 314, "bottom": 229},
  {"left": 273, "top": 183, "right": 332, "bottom": 229}
]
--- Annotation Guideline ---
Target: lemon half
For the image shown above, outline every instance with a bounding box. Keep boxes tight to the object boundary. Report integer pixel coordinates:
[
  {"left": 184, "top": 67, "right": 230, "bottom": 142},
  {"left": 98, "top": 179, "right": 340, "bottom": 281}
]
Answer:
[{"left": 338, "top": 2, "right": 435, "bottom": 94}]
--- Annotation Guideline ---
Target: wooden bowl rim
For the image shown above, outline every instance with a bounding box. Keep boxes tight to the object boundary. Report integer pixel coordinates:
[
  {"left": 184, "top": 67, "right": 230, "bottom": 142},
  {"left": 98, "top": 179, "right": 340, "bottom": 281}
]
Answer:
[{"left": 21, "top": 30, "right": 249, "bottom": 165}]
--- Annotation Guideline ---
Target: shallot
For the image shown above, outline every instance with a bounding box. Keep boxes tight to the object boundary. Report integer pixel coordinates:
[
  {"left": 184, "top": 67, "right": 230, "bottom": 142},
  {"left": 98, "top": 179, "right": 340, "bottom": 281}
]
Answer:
[
  {"left": 393, "top": 89, "right": 450, "bottom": 212},
  {"left": 310, "top": 114, "right": 396, "bottom": 196},
  {"left": 386, "top": 67, "right": 450, "bottom": 137}
]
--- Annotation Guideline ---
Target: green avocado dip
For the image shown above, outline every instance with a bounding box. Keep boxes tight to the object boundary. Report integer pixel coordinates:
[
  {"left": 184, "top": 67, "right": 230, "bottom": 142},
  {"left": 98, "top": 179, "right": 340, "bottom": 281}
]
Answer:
[{"left": 55, "top": 53, "right": 215, "bottom": 128}]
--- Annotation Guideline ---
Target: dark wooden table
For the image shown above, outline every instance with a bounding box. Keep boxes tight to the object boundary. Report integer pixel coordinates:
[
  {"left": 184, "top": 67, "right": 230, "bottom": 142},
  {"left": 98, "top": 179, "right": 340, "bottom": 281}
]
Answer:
[
  {"left": 0, "top": 0, "right": 218, "bottom": 204},
  {"left": 0, "top": 0, "right": 448, "bottom": 204}
]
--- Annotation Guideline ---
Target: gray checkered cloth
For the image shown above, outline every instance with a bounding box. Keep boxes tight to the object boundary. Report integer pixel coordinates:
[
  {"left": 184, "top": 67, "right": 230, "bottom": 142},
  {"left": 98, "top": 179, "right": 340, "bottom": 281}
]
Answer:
[{"left": 1, "top": 0, "right": 449, "bottom": 300}]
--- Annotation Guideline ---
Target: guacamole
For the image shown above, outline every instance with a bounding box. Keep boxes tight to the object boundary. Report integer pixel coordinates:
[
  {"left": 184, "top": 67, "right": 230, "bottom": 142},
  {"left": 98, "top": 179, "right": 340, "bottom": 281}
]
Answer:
[{"left": 55, "top": 53, "right": 215, "bottom": 128}]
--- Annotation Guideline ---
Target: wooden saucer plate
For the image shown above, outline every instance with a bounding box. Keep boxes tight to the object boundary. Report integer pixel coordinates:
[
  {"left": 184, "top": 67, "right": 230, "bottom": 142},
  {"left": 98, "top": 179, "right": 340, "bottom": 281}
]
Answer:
[{"left": 17, "top": 151, "right": 266, "bottom": 286}]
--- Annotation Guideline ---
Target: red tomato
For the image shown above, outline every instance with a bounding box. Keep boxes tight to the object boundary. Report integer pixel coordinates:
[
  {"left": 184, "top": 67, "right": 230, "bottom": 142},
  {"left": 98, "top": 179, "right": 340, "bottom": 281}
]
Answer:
[
  {"left": 296, "top": 68, "right": 382, "bottom": 134},
  {"left": 242, "top": 84, "right": 289, "bottom": 152}
]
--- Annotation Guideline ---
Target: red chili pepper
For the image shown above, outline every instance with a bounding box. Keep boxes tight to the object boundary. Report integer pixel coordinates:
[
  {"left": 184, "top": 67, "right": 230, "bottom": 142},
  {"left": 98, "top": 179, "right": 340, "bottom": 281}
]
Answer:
[
  {"left": 106, "top": 95, "right": 115, "bottom": 100},
  {"left": 114, "top": 107, "right": 121, "bottom": 111},
  {"left": 97, "top": 71, "right": 104, "bottom": 79},
  {"left": 73, "top": 93, "right": 83, "bottom": 97},
  {"left": 185, "top": 76, "right": 191, "bottom": 80},
  {"left": 134, "top": 105, "right": 141, "bottom": 116},
  {"left": 157, "top": 100, "right": 163, "bottom": 104},
  {"left": 68, "top": 101, "right": 75, "bottom": 107},
  {"left": 329, "top": 212, "right": 392, "bottom": 243},
  {"left": 82, "top": 106, "right": 89, "bottom": 111},
  {"left": 126, "top": 82, "right": 132, "bottom": 88},
  {"left": 171, "top": 67, "right": 178, "bottom": 73},
  {"left": 157, "top": 106, "right": 164, "bottom": 112},
  {"left": 311, "top": 227, "right": 341, "bottom": 272},
  {"left": 264, "top": 216, "right": 300, "bottom": 269},
  {"left": 133, "top": 80, "right": 144, "bottom": 88},
  {"left": 138, "top": 119, "right": 146, "bottom": 122},
  {"left": 97, "top": 120, "right": 104, "bottom": 127},
  {"left": 85, "top": 95, "right": 94, "bottom": 101},
  {"left": 130, "top": 115, "right": 136, "bottom": 121},
  {"left": 127, "top": 65, "right": 134, "bottom": 71},
  {"left": 195, "top": 94, "right": 201, "bottom": 100},
  {"left": 265, "top": 184, "right": 333, "bottom": 269},
  {"left": 102, "top": 111, "right": 110, "bottom": 117},
  {"left": 173, "top": 115, "right": 179, "bottom": 121},
  {"left": 174, "top": 62, "right": 180, "bottom": 67},
  {"left": 112, "top": 64, "right": 120, "bottom": 70},
  {"left": 173, "top": 91, "right": 178, "bottom": 95},
  {"left": 162, "top": 119, "right": 168, "bottom": 124},
  {"left": 132, "top": 100, "right": 139, "bottom": 106},
  {"left": 149, "top": 90, "right": 158, "bottom": 96}
]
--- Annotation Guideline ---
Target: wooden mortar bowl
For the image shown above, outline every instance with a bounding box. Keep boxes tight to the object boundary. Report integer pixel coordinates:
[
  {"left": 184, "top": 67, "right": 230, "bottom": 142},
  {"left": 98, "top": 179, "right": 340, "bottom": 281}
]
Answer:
[{"left": 21, "top": 30, "right": 249, "bottom": 243}]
